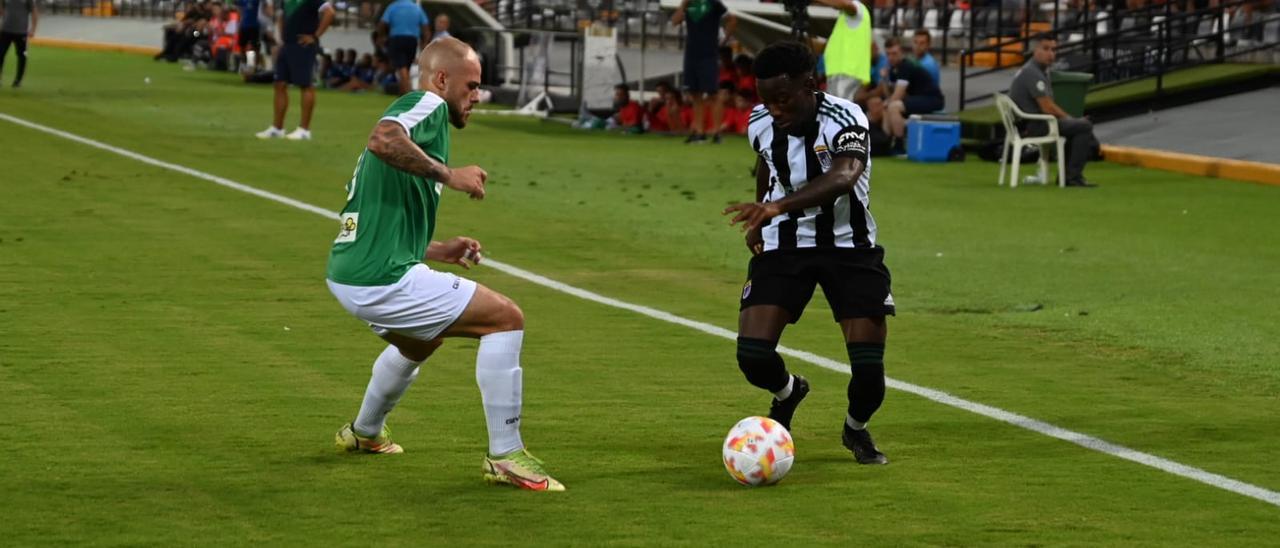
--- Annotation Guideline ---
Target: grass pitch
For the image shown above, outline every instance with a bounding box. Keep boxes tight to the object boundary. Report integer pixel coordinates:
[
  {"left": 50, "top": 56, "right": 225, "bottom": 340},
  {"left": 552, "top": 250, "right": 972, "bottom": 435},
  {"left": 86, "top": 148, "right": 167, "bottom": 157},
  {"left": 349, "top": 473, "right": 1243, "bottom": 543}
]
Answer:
[{"left": 1, "top": 48, "right": 1278, "bottom": 545}]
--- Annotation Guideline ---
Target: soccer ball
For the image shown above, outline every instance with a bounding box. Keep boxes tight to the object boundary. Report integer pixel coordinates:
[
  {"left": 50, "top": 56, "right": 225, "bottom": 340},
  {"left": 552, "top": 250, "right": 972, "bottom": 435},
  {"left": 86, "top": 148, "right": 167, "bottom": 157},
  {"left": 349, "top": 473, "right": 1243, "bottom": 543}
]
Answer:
[{"left": 722, "top": 416, "right": 795, "bottom": 486}]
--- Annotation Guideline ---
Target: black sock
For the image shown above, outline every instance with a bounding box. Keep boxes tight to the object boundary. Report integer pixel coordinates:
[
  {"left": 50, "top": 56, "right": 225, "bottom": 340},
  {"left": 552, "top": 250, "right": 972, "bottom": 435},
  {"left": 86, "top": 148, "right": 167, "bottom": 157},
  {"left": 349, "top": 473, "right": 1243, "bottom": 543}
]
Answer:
[
  {"left": 846, "top": 342, "right": 886, "bottom": 424},
  {"left": 737, "top": 337, "right": 790, "bottom": 392}
]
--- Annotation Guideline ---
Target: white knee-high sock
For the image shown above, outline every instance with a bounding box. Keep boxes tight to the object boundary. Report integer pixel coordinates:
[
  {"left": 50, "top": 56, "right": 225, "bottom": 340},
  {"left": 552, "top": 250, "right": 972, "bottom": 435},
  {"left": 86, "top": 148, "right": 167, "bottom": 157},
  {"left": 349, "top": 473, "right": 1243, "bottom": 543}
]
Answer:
[
  {"left": 353, "top": 345, "right": 422, "bottom": 438},
  {"left": 476, "top": 330, "right": 525, "bottom": 456}
]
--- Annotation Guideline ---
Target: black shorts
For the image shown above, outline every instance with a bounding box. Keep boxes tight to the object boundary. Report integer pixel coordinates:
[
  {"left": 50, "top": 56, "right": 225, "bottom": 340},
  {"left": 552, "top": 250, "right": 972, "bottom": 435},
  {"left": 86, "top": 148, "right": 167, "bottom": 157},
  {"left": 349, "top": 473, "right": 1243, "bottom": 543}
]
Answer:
[
  {"left": 683, "top": 54, "right": 718, "bottom": 95},
  {"left": 238, "top": 26, "right": 261, "bottom": 51},
  {"left": 740, "top": 247, "right": 895, "bottom": 323},
  {"left": 274, "top": 42, "right": 318, "bottom": 87},
  {"left": 387, "top": 36, "right": 419, "bottom": 70},
  {"left": 903, "top": 94, "right": 945, "bottom": 115}
]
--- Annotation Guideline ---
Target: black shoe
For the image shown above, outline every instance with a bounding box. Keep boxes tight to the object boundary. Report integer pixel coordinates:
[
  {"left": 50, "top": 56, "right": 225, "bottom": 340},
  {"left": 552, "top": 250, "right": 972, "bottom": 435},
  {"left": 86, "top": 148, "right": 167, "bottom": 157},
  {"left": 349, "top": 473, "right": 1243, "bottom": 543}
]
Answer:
[
  {"left": 842, "top": 425, "right": 889, "bottom": 465},
  {"left": 767, "top": 375, "right": 810, "bottom": 431},
  {"left": 11, "top": 81, "right": 20, "bottom": 88},
  {"left": 684, "top": 133, "right": 706, "bottom": 144},
  {"left": 1065, "top": 179, "right": 1097, "bottom": 187},
  {"left": 711, "top": 133, "right": 722, "bottom": 144}
]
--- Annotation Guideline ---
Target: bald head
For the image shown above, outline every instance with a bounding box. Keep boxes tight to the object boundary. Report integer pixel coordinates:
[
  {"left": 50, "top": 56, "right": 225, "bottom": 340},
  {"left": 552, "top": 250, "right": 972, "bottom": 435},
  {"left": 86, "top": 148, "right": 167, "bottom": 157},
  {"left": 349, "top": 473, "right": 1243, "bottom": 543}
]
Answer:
[
  {"left": 416, "top": 37, "right": 478, "bottom": 77},
  {"left": 416, "top": 37, "right": 483, "bottom": 129}
]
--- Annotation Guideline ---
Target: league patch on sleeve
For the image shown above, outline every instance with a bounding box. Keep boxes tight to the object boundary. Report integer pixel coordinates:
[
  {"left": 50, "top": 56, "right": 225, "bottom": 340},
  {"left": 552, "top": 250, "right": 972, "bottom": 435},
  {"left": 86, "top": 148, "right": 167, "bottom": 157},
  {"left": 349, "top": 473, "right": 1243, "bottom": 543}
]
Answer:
[{"left": 831, "top": 125, "right": 869, "bottom": 161}]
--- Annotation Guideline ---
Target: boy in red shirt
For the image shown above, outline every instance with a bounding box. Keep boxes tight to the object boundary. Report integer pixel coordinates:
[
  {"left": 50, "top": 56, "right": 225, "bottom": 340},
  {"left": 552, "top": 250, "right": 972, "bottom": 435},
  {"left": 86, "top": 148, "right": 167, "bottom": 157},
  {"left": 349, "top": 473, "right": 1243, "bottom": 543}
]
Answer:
[{"left": 611, "top": 84, "right": 645, "bottom": 132}]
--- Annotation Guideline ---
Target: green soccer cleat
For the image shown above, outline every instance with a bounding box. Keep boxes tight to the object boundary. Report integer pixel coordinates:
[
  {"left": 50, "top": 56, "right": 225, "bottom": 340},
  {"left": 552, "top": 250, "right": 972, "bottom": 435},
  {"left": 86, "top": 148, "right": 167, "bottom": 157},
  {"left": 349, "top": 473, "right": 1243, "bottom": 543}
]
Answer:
[
  {"left": 483, "top": 449, "right": 566, "bottom": 492},
  {"left": 335, "top": 422, "right": 404, "bottom": 454}
]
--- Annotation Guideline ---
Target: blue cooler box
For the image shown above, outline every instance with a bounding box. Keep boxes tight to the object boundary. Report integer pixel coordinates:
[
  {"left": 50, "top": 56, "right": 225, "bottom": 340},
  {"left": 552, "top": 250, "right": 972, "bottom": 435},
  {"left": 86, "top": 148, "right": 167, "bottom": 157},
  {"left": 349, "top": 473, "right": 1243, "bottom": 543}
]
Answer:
[{"left": 906, "top": 115, "right": 961, "bottom": 162}]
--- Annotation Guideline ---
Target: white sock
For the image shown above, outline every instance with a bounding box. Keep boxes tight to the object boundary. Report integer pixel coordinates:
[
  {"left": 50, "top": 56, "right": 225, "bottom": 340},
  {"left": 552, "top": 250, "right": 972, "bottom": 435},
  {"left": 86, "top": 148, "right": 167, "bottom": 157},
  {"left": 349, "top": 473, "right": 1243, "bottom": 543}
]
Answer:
[
  {"left": 846, "top": 414, "right": 867, "bottom": 431},
  {"left": 476, "top": 330, "right": 525, "bottom": 456},
  {"left": 772, "top": 375, "right": 795, "bottom": 401},
  {"left": 353, "top": 345, "right": 422, "bottom": 437}
]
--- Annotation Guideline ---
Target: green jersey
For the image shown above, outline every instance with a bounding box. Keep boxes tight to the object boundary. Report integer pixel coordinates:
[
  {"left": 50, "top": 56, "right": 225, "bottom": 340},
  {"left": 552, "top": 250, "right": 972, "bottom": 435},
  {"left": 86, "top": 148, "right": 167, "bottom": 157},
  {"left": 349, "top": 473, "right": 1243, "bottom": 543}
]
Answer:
[{"left": 326, "top": 91, "right": 451, "bottom": 286}]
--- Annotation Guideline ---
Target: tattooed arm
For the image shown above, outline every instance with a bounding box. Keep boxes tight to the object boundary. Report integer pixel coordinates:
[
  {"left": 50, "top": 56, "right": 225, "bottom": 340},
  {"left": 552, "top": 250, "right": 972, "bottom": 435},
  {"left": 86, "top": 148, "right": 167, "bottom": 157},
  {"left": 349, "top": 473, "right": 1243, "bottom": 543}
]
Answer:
[{"left": 365, "top": 120, "right": 486, "bottom": 199}]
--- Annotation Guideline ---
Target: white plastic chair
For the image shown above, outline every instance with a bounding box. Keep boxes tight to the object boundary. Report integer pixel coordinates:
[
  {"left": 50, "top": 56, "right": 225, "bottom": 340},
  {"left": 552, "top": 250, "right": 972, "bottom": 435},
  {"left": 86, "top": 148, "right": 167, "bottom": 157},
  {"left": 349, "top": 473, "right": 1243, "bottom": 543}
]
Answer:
[{"left": 994, "top": 93, "right": 1066, "bottom": 188}]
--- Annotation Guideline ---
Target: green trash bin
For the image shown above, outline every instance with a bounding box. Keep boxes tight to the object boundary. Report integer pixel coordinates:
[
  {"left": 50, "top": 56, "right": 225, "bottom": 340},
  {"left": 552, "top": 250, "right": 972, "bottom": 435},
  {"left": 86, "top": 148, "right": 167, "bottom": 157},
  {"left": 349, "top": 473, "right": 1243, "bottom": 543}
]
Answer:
[{"left": 1051, "top": 71, "right": 1093, "bottom": 118}]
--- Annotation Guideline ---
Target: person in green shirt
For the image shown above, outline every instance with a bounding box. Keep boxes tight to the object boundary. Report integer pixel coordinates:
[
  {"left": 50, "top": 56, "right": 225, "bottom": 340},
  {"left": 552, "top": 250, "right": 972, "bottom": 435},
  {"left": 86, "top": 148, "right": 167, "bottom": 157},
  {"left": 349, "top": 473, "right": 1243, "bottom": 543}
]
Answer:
[{"left": 327, "top": 37, "right": 564, "bottom": 492}]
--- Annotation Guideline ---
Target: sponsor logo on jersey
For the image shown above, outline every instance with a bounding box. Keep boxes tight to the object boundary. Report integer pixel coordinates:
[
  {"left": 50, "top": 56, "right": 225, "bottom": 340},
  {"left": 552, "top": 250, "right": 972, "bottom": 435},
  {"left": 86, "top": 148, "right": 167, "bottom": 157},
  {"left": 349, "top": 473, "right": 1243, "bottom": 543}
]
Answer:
[
  {"left": 834, "top": 127, "right": 868, "bottom": 156},
  {"left": 335, "top": 213, "right": 358, "bottom": 243},
  {"left": 742, "top": 280, "right": 752, "bottom": 300}
]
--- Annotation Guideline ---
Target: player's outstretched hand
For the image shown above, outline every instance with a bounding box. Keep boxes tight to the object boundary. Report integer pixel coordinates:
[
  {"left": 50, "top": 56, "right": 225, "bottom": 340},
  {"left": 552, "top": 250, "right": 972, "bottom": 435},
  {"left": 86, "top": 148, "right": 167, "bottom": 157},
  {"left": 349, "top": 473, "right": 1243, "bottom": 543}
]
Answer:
[
  {"left": 723, "top": 202, "right": 781, "bottom": 233},
  {"left": 445, "top": 165, "right": 487, "bottom": 200},
  {"left": 427, "top": 237, "right": 483, "bottom": 269}
]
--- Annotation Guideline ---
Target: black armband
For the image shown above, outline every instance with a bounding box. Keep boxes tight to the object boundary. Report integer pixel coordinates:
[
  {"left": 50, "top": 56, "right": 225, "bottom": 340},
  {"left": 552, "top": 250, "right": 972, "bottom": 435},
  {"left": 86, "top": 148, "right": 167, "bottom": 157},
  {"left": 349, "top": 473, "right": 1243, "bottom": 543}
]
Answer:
[{"left": 831, "top": 125, "right": 870, "bottom": 163}]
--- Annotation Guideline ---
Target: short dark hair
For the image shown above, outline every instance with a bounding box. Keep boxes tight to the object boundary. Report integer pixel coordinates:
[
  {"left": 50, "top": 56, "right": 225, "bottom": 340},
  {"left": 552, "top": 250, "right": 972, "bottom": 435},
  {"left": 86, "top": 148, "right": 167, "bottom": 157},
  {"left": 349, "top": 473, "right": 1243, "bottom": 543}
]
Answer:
[
  {"left": 884, "top": 37, "right": 902, "bottom": 50},
  {"left": 615, "top": 83, "right": 629, "bottom": 91},
  {"left": 753, "top": 41, "right": 815, "bottom": 80},
  {"left": 913, "top": 29, "right": 931, "bottom": 42}
]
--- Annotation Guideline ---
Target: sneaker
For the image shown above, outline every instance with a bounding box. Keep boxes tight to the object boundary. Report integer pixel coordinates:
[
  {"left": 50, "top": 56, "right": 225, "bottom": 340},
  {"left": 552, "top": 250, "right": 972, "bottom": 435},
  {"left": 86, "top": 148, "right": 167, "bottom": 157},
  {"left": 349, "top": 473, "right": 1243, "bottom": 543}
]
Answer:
[
  {"left": 1065, "top": 179, "right": 1098, "bottom": 187},
  {"left": 767, "top": 375, "right": 810, "bottom": 431},
  {"left": 684, "top": 133, "right": 706, "bottom": 144},
  {"left": 255, "top": 126, "right": 285, "bottom": 139},
  {"left": 483, "top": 449, "right": 566, "bottom": 492},
  {"left": 334, "top": 422, "right": 404, "bottom": 454},
  {"left": 285, "top": 128, "right": 312, "bottom": 141},
  {"left": 842, "top": 425, "right": 888, "bottom": 465}
]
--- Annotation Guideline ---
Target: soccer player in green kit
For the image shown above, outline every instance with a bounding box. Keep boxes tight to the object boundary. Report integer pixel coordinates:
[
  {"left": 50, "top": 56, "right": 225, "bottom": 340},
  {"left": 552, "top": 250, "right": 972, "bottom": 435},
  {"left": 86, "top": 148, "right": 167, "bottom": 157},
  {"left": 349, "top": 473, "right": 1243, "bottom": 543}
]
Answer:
[{"left": 327, "top": 38, "right": 564, "bottom": 492}]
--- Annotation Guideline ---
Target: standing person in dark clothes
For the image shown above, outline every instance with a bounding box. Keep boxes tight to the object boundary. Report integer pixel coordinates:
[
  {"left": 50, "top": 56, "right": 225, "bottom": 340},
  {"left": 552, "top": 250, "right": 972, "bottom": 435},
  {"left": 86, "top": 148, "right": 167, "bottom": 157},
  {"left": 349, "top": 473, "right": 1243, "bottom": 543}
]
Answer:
[
  {"left": 670, "top": 0, "right": 736, "bottom": 144},
  {"left": 0, "top": 0, "right": 38, "bottom": 87}
]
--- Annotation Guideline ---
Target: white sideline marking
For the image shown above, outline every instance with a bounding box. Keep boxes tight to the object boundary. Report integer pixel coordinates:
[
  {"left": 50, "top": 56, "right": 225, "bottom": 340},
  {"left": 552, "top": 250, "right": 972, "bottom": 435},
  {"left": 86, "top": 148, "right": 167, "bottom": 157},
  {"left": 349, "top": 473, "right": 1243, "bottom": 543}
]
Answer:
[{"left": 3, "top": 111, "right": 1277, "bottom": 509}]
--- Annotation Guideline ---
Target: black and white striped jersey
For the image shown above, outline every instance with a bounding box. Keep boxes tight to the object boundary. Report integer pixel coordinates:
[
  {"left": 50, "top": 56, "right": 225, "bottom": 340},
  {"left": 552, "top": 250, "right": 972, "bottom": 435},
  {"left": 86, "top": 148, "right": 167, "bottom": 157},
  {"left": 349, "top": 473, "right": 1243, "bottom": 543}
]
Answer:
[{"left": 747, "top": 92, "right": 877, "bottom": 252}]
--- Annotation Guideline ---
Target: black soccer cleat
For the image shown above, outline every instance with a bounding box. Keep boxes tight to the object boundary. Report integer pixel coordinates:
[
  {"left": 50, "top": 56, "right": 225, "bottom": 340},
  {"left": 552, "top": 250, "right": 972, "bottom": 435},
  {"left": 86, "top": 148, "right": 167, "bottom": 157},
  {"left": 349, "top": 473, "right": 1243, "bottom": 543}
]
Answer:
[
  {"left": 767, "top": 375, "right": 810, "bottom": 432},
  {"left": 842, "top": 425, "right": 889, "bottom": 465}
]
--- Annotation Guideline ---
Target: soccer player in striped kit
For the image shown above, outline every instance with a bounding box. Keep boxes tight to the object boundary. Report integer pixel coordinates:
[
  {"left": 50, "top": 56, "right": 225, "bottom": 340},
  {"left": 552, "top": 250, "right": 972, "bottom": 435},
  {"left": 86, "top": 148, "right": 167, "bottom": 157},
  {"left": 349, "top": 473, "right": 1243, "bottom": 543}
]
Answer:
[{"left": 724, "top": 41, "right": 894, "bottom": 465}]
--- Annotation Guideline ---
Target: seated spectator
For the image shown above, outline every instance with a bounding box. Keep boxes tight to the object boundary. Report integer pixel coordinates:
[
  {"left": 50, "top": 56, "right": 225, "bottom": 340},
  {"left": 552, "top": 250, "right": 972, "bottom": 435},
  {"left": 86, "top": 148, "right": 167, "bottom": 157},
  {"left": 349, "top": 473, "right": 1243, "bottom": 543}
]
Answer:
[
  {"left": 863, "top": 96, "right": 893, "bottom": 155},
  {"left": 646, "top": 81, "right": 674, "bottom": 133},
  {"left": 854, "top": 40, "right": 888, "bottom": 103},
  {"left": 718, "top": 46, "right": 737, "bottom": 87},
  {"left": 715, "top": 79, "right": 737, "bottom": 131},
  {"left": 678, "top": 90, "right": 696, "bottom": 133},
  {"left": 318, "top": 52, "right": 333, "bottom": 82},
  {"left": 1009, "top": 37, "right": 1100, "bottom": 187},
  {"left": 610, "top": 84, "right": 646, "bottom": 132},
  {"left": 341, "top": 53, "right": 377, "bottom": 92},
  {"left": 720, "top": 89, "right": 754, "bottom": 135},
  {"left": 209, "top": 7, "right": 240, "bottom": 71},
  {"left": 911, "top": 29, "right": 940, "bottom": 85},
  {"left": 325, "top": 49, "right": 356, "bottom": 88},
  {"left": 372, "top": 53, "right": 400, "bottom": 94},
  {"left": 734, "top": 53, "right": 756, "bottom": 101},
  {"left": 882, "top": 36, "right": 945, "bottom": 153}
]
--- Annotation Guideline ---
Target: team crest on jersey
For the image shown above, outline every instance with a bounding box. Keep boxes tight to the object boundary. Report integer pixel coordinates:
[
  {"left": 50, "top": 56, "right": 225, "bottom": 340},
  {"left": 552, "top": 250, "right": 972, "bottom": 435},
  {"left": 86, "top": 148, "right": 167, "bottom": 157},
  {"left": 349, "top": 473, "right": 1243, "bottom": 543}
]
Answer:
[
  {"left": 335, "top": 213, "right": 358, "bottom": 243},
  {"left": 742, "top": 280, "right": 753, "bottom": 300},
  {"left": 814, "top": 144, "right": 832, "bottom": 171}
]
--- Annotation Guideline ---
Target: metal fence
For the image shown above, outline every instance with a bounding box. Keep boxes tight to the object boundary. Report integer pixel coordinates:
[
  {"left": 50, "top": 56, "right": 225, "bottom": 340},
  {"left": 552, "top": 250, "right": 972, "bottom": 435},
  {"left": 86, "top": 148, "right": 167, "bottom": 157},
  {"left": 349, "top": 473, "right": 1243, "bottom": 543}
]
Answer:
[{"left": 958, "top": 0, "right": 1280, "bottom": 107}]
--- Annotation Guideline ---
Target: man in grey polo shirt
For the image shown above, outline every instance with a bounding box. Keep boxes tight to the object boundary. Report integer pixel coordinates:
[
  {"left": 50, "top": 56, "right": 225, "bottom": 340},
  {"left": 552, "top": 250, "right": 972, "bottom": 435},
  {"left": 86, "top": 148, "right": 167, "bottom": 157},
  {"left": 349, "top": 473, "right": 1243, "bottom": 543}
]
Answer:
[
  {"left": 0, "top": 0, "right": 37, "bottom": 88},
  {"left": 1009, "top": 37, "right": 1099, "bottom": 187}
]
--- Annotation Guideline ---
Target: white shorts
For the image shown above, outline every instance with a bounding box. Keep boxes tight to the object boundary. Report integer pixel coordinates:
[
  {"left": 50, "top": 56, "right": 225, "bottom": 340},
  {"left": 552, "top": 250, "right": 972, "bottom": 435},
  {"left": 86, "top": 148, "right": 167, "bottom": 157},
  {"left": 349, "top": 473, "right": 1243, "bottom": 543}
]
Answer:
[{"left": 327, "top": 264, "right": 478, "bottom": 342}]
